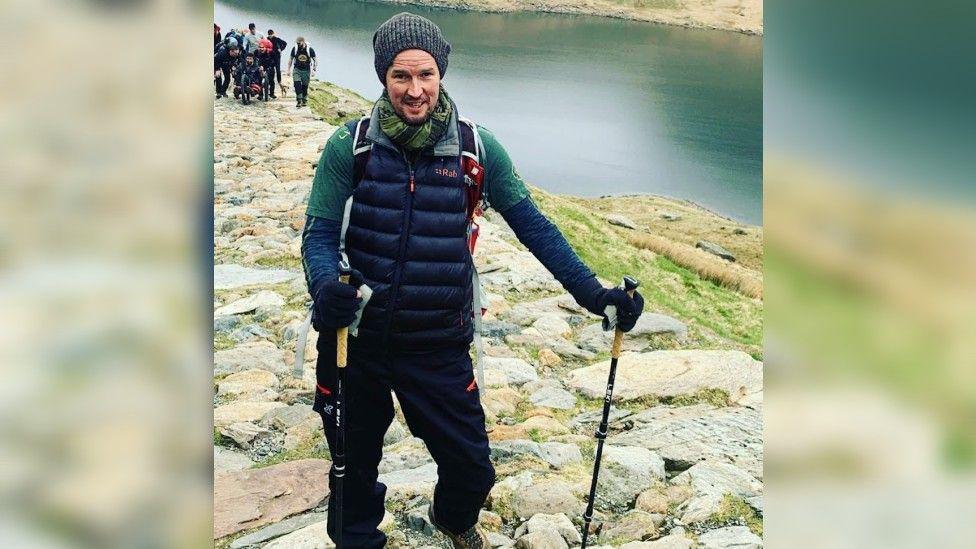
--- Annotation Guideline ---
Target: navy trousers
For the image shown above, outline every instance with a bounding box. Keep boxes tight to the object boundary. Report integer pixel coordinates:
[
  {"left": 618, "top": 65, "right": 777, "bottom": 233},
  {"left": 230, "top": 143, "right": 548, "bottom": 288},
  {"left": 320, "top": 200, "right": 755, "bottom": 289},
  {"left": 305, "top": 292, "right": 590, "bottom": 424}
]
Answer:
[{"left": 314, "top": 334, "right": 495, "bottom": 547}]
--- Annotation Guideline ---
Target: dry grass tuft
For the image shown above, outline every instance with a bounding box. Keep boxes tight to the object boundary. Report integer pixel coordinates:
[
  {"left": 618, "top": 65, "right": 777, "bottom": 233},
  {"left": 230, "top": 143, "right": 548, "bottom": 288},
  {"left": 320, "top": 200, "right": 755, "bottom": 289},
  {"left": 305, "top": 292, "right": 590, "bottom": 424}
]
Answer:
[{"left": 628, "top": 232, "right": 763, "bottom": 299}]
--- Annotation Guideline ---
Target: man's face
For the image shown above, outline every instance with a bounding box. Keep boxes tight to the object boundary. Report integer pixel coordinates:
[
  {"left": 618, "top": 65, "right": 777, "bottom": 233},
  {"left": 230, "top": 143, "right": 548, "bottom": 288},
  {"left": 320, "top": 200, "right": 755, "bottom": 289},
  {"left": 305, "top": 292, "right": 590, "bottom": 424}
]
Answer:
[
  {"left": 385, "top": 49, "right": 440, "bottom": 126},
  {"left": 230, "top": 48, "right": 239, "bottom": 57}
]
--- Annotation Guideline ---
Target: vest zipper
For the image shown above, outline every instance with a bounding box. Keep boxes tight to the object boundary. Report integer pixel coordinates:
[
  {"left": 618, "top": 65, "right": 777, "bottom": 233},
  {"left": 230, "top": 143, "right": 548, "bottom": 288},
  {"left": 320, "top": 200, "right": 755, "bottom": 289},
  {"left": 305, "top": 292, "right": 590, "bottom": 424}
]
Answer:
[{"left": 385, "top": 159, "right": 415, "bottom": 345}]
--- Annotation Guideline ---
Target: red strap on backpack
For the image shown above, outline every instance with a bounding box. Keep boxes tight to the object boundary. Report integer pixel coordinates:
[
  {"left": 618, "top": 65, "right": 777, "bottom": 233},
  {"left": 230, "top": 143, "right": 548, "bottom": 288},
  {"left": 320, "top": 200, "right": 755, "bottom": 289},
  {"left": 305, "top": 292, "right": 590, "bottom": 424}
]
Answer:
[{"left": 463, "top": 155, "right": 485, "bottom": 254}]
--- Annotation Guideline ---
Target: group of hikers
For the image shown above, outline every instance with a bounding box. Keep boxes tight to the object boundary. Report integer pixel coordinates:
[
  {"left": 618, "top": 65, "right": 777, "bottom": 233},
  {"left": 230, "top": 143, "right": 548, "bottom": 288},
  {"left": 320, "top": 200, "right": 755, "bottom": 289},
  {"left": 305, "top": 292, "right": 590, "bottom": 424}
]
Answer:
[{"left": 214, "top": 22, "right": 318, "bottom": 106}]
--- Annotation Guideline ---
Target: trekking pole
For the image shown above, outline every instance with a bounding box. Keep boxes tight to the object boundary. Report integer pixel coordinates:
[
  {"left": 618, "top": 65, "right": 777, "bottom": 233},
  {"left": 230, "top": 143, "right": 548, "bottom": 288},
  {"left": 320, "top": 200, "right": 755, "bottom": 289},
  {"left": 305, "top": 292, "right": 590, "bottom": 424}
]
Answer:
[
  {"left": 581, "top": 276, "right": 640, "bottom": 548},
  {"left": 332, "top": 260, "right": 352, "bottom": 548}
]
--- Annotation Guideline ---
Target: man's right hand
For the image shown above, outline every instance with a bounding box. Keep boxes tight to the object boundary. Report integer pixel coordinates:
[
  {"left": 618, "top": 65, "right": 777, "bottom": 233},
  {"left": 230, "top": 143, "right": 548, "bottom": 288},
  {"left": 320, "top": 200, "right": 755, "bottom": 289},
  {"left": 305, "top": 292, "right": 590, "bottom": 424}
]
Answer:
[{"left": 313, "top": 270, "right": 364, "bottom": 329}]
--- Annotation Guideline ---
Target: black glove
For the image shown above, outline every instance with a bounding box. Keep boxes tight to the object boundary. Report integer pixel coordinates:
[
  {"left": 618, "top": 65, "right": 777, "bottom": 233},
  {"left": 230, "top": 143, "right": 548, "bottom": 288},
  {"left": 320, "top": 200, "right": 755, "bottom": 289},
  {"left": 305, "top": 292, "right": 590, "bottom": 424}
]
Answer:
[
  {"left": 312, "top": 269, "right": 363, "bottom": 329},
  {"left": 594, "top": 287, "right": 645, "bottom": 332}
]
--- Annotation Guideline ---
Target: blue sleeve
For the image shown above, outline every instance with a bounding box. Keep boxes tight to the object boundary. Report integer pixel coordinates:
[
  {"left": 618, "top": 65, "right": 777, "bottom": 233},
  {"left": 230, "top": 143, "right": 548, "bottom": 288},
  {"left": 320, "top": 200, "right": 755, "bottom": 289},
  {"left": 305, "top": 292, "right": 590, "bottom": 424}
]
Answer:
[
  {"left": 301, "top": 215, "right": 341, "bottom": 302},
  {"left": 499, "top": 196, "right": 604, "bottom": 314}
]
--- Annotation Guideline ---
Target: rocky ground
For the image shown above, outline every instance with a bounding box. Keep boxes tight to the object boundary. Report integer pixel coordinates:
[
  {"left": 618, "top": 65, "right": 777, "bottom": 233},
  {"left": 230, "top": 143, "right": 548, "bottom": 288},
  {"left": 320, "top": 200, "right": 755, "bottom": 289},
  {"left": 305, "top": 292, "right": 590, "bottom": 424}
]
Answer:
[{"left": 213, "top": 83, "right": 763, "bottom": 548}]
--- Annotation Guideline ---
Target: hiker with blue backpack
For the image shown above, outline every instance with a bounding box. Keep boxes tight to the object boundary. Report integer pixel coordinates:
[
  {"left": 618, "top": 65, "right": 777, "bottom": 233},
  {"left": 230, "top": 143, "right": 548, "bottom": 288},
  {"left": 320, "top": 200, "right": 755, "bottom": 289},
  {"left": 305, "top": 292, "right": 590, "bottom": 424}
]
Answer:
[{"left": 301, "top": 12, "right": 645, "bottom": 548}]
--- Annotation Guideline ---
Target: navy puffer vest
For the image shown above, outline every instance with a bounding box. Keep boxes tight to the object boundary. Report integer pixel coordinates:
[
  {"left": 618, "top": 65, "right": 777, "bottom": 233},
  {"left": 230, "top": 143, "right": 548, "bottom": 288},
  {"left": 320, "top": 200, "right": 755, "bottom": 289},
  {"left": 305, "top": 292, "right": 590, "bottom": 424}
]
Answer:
[{"left": 344, "top": 108, "right": 474, "bottom": 351}]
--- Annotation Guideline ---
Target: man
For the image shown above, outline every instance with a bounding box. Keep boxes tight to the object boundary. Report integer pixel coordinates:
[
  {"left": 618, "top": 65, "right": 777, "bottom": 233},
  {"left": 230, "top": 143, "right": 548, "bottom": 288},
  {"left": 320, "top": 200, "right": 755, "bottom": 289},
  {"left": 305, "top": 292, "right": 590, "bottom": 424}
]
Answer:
[
  {"left": 287, "top": 37, "right": 316, "bottom": 107},
  {"left": 224, "top": 28, "right": 245, "bottom": 50},
  {"left": 213, "top": 39, "right": 241, "bottom": 98},
  {"left": 301, "top": 12, "right": 644, "bottom": 548},
  {"left": 233, "top": 52, "right": 263, "bottom": 102},
  {"left": 266, "top": 29, "right": 288, "bottom": 96},
  {"left": 243, "top": 22, "right": 262, "bottom": 54},
  {"left": 256, "top": 38, "right": 277, "bottom": 100}
]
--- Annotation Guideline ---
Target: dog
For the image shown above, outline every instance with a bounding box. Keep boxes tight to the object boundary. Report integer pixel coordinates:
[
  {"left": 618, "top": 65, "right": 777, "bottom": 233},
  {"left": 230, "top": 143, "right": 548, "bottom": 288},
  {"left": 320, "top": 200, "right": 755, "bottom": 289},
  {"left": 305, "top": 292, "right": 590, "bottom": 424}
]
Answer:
[{"left": 279, "top": 82, "right": 289, "bottom": 97}]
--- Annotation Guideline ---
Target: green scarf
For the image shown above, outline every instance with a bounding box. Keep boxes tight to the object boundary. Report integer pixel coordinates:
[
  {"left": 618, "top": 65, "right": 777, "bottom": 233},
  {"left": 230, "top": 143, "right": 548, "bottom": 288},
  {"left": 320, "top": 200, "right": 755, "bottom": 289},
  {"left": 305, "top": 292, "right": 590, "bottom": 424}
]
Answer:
[{"left": 376, "top": 85, "right": 453, "bottom": 153}]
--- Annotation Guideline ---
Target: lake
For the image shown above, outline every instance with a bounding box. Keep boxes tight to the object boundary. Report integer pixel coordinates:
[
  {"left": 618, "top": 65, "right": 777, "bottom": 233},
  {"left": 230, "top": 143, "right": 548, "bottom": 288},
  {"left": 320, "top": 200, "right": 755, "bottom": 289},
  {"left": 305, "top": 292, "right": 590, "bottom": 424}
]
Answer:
[{"left": 215, "top": 0, "right": 763, "bottom": 224}]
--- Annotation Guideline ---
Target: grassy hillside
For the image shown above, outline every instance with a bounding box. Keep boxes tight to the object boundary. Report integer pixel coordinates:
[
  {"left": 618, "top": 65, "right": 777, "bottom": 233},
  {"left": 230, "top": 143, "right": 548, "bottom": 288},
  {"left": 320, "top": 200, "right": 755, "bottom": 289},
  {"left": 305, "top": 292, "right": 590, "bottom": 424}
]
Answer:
[{"left": 528, "top": 187, "right": 762, "bottom": 357}]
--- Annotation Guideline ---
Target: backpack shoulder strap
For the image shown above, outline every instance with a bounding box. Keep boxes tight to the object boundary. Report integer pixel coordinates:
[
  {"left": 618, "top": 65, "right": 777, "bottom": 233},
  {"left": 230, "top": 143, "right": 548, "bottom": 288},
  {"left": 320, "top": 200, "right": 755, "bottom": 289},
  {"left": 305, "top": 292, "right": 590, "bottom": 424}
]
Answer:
[
  {"left": 348, "top": 116, "right": 372, "bottom": 185},
  {"left": 458, "top": 117, "right": 489, "bottom": 215},
  {"left": 458, "top": 117, "right": 481, "bottom": 163}
]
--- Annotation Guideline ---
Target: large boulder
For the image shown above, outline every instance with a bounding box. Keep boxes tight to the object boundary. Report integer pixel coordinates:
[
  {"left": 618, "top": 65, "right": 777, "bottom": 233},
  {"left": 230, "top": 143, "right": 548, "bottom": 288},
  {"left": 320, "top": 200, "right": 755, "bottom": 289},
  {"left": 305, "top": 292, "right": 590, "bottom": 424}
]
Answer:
[
  {"left": 698, "top": 526, "right": 762, "bottom": 548},
  {"left": 378, "top": 437, "right": 434, "bottom": 474},
  {"left": 567, "top": 351, "right": 761, "bottom": 404},
  {"left": 483, "top": 356, "right": 539, "bottom": 386},
  {"left": 611, "top": 405, "right": 763, "bottom": 477},
  {"left": 696, "top": 241, "right": 736, "bottom": 262},
  {"left": 671, "top": 461, "right": 762, "bottom": 524},
  {"left": 515, "top": 529, "right": 568, "bottom": 549},
  {"left": 511, "top": 479, "right": 580, "bottom": 519},
  {"left": 214, "top": 263, "right": 297, "bottom": 290},
  {"left": 532, "top": 314, "right": 572, "bottom": 339},
  {"left": 601, "top": 510, "right": 660, "bottom": 544},
  {"left": 482, "top": 258, "right": 562, "bottom": 301},
  {"left": 482, "top": 387, "right": 523, "bottom": 418},
  {"left": 598, "top": 446, "right": 666, "bottom": 510},
  {"left": 260, "top": 512, "right": 395, "bottom": 549},
  {"left": 491, "top": 439, "right": 582, "bottom": 469},
  {"left": 213, "top": 446, "right": 254, "bottom": 473},
  {"left": 217, "top": 368, "right": 279, "bottom": 401},
  {"left": 229, "top": 512, "right": 327, "bottom": 548},
  {"left": 283, "top": 415, "right": 323, "bottom": 451},
  {"left": 213, "top": 459, "right": 330, "bottom": 539},
  {"left": 220, "top": 422, "right": 273, "bottom": 448},
  {"left": 606, "top": 214, "right": 638, "bottom": 229},
  {"left": 576, "top": 314, "right": 688, "bottom": 352},
  {"left": 529, "top": 386, "right": 577, "bottom": 410},
  {"left": 489, "top": 416, "right": 570, "bottom": 442},
  {"left": 214, "top": 341, "right": 288, "bottom": 376},
  {"left": 261, "top": 404, "right": 317, "bottom": 431},
  {"left": 214, "top": 401, "right": 287, "bottom": 428},
  {"left": 499, "top": 296, "right": 573, "bottom": 326},
  {"left": 214, "top": 290, "right": 286, "bottom": 316},
  {"left": 513, "top": 513, "right": 581, "bottom": 546},
  {"left": 377, "top": 462, "right": 438, "bottom": 502}
]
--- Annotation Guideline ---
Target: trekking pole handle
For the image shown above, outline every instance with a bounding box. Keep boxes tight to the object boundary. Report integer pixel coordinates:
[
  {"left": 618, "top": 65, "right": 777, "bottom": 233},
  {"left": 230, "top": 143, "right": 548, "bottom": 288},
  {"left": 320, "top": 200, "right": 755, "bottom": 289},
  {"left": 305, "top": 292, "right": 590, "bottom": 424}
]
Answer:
[
  {"left": 611, "top": 276, "right": 640, "bottom": 358},
  {"left": 336, "top": 260, "right": 352, "bottom": 369}
]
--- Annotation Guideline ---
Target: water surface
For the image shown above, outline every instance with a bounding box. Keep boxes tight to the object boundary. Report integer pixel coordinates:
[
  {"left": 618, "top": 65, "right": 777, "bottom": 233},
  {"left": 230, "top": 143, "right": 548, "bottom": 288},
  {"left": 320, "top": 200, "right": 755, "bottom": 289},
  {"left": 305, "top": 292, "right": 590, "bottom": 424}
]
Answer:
[{"left": 216, "top": 0, "right": 763, "bottom": 223}]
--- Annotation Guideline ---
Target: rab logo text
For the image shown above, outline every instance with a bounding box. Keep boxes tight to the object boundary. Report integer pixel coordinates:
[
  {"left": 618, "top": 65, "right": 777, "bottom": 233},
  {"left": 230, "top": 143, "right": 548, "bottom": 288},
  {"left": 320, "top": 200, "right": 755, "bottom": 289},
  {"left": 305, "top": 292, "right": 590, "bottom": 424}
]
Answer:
[{"left": 434, "top": 167, "right": 458, "bottom": 178}]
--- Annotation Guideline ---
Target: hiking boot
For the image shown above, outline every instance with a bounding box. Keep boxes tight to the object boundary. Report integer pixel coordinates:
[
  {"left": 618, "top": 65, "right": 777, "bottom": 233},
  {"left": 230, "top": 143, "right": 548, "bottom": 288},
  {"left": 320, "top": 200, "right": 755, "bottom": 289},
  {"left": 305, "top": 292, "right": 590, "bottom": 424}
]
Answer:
[{"left": 427, "top": 502, "right": 488, "bottom": 549}]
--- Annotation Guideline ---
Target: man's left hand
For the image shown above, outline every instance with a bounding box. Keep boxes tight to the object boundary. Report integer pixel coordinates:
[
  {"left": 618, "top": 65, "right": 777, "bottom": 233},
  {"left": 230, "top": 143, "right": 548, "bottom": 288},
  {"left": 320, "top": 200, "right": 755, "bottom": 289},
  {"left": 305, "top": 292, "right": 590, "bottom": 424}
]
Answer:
[{"left": 597, "top": 287, "right": 644, "bottom": 332}]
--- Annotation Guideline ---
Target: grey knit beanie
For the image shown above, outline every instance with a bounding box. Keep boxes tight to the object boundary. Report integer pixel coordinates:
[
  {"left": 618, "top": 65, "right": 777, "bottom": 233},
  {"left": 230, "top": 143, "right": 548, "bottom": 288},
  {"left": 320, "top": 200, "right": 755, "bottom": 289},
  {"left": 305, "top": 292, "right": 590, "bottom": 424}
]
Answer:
[{"left": 373, "top": 12, "right": 451, "bottom": 84}]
